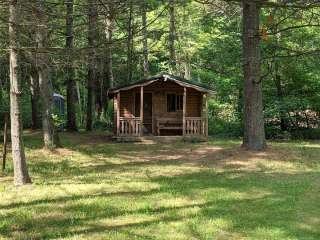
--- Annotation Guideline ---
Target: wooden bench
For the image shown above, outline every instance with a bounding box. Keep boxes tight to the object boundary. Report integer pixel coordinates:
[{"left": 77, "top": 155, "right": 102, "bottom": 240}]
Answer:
[{"left": 156, "top": 118, "right": 183, "bottom": 136}]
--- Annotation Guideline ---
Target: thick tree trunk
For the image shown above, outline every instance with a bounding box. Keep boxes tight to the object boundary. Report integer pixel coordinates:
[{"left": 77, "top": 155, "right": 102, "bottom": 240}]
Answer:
[
  {"left": 86, "top": 0, "right": 98, "bottom": 131},
  {"left": 242, "top": 1, "right": 266, "bottom": 150},
  {"left": 66, "top": 0, "right": 77, "bottom": 131},
  {"left": 9, "top": 0, "right": 31, "bottom": 185},
  {"left": 30, "top": 69, "right": 40, "bottom": 130},
  {"left": 36, "top": 0, "right": 60, "bottom": 148},
  {"left": 127, "top": 0, "right": 134, "bottom": 83},
  {"left": 168, "top": 0, "right": 176, "bottom": 74},
  {"left": 142, "top": 0, "right": 149, "bottom": 78}
]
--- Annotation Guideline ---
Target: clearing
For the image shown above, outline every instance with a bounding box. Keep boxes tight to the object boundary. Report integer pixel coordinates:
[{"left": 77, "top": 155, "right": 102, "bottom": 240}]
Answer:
[{"left": 0, "top": 131, "right": 320, "bottom": 240}]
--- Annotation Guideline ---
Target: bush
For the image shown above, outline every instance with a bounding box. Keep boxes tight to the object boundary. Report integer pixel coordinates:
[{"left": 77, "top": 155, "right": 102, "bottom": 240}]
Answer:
[
  {"left": 207, "top": 99, "right": 242, "bottom": 137},
  {"left": 290, "top": 128, "right": 320, "bottom": 140}
]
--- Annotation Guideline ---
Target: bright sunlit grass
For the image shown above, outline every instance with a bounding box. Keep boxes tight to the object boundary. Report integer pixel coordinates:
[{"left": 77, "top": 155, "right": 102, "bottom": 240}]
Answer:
[{"left": 0, "top": 131, "right": 320, "bottom": 239}]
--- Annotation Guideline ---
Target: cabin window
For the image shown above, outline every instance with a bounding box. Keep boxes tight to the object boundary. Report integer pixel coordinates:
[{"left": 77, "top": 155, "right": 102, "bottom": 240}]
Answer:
[
  {"left": 167, "top": 94, "right": 183, "bottom": 112},
  {"left": 176, "top": 95, "right": 183, "bottom": 111}
]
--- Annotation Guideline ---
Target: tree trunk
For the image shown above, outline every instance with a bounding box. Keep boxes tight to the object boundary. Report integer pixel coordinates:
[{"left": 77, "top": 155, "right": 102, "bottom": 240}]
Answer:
[
  {"left": 30, "top": 69, "right": 40, "bottom": 130},
  {"left": 274, "top": 59, "right": 288, "bottom": 131},
  {"left": 86, "top": 0, "right": 98, "bottom": 131},
  {"left": 127, "top": 0, "right": 134, "bottom": 83},
  {"left": 104, "top": 11, "right": 114, "bottom": 89},
  {"left": 168, "top": 0, "right": 176, "bottom": 74},
  {"left": 76, "top": 78, "right": 83, "bottom": 126},
  {"left": 86, "top": 68, "right": 94, "bottom": 131},
  {"left": 95, "top": 58, "right": 103, "bottom": 120},
  {"left": 103, "top": 10, "right": 114, "bottom": 116},
  {"left": 2, "top": 112, "right": 8, "bottom": 171},
  {"left": 9, "top": 0, "right": 31, "bottom": 185},
  {"left": 36, "top": 0, "right": 60, "bottom": 148},
  {"left": 66, "top": 0, "right": 77, "bottom": 131},
  {"left": 242, "top": 1, "right": 266, "bottom": 150},
  {"left": 142, "top": 0, "right": 149, "bottom": 78},
  {"left": 237, "top": 80, "right": 243, "bottom": 123},
  {"left": 273, "top": 31, "right": 288, "bottom": 131}
]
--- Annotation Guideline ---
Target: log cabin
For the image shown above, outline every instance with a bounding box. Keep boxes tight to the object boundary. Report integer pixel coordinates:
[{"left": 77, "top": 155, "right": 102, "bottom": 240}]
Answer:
[{"left": 108, "top": 73, "right": 213, "bottom": 141}]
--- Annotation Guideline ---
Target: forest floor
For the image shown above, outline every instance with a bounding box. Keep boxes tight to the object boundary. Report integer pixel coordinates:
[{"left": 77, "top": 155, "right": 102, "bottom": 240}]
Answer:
[{"left": 0, "top": 131, "right": 320, "bottom": 240}]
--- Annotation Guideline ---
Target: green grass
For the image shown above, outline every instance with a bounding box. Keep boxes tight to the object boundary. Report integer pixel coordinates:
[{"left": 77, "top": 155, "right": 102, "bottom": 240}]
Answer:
[{"left": 0, "top": 131, "right": 320, "bottom": 240}]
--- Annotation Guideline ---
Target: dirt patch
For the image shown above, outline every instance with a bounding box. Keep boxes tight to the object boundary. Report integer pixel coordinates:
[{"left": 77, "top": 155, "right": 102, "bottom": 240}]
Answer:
[
  {"left": 109, "top": 142, "right": 295, "bottom": 172},
  {"left": 42, "top": 133, "right": 305, "bottom": 172},
  {"left": 126, "top": 144, "right": 295, "bottom": 172},
  {"left": 182, "top": 146, "right": 294, "bottom": 170}
]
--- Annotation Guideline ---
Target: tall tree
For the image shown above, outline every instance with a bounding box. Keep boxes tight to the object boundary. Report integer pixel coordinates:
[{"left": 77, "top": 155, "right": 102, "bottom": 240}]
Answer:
[
  {"left": 35, "top": 0, "right": 60, "bottom": 148},
  {"left": 242, "top": 0, "right": 266, "bottom": 150},
  {"left": 29, "top": 68, "right": 40, "bottom": 130},
  {"left": 127, "top": 0, "right": 134, "bottom": 83},
  {"left": 168, "top": 0, "right": 177, "bottom": 74},
  {"left": 142, "top": 0, "right": 149, "bottom": 78},
  {"left": 273, "top": 47, "right": 288, "bottom": 131},
  {"left": 272, "top": 21, "right": 288, "bottom": 131},
  {"left": 66, "top": 0, "right": 77, "bottom": 131},
  {"left": 86, "top": 0, "right": 98, "bottom": 131},
  {"left": 104, "top": 4, "right": 114, "bottom": 89},
  {"left": 9, "top": 0, "right": 31, "bottom": 185},
  {"left": 101, "top": 3, "right": 114, "bottom": 117}
]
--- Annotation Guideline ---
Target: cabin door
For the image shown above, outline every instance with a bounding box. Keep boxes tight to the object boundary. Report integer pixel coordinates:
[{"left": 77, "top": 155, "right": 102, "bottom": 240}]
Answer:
[{"left": 135, "top": 93, "right": 153, "bottom": 134}]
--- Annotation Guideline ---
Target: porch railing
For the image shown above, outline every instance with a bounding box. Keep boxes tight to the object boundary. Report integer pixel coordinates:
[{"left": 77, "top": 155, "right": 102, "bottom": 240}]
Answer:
[
  {"left": 185, "top": 117, "right": 207, "bottom": 137},
  {"left": 119, "top": 117, "right": 142, "bottom": 136},
  {"left": 118, "top": 117, "right": 207, "bottom": 137}
]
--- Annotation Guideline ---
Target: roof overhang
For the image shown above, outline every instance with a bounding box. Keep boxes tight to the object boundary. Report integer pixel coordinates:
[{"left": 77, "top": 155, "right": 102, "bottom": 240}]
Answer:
[{"left": 108, "top": 74, "right": 214, "bottom": 98}]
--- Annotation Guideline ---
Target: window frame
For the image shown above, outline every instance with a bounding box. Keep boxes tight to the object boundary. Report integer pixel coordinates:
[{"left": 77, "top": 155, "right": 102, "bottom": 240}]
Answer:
[{"left": 166, "top": 93, "right": 183, "bottom": 113}]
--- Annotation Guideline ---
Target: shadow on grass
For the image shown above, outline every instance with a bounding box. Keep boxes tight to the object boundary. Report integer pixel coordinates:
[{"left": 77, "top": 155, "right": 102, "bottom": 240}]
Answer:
[
  {"left": 27, "top": 141, "right": 320, "bottom": 186},
  {"left": 1, "top": 170, "right": 320, "bottom": 239},
  {"left": 1, "top": 132, "right": 319, "bottom": 239}
]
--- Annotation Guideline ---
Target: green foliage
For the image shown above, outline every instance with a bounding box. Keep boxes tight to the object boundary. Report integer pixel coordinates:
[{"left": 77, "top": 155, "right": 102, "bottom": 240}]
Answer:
[
  {"left": 93, "top": 101, "right": 114, "bottom": 131},
  {"left": 208, "top": 99, "right": 242, "bottom": 137},
  {"left": 1, "top": 0, "right": 320, "bottom": 139},
  {"left": 52, "top": 114, "right": 65, "bottom": 129}
]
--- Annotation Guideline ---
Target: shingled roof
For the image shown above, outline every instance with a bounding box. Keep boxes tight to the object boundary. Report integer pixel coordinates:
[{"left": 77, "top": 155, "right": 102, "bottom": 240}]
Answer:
[{"left": 108, "top": 73, "right": 214, "bottom": 96}]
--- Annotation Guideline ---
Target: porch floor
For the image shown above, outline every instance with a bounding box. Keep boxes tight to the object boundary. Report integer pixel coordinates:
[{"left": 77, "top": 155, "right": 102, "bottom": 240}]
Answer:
[{"left": 114, "top": 135, "right": 208, "bottom": 143}]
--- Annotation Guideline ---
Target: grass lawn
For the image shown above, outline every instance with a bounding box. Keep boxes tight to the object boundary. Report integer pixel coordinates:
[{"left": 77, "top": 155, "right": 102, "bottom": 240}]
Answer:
[{"left": 1, "top": 131, "right": 320, "bottom": 240}]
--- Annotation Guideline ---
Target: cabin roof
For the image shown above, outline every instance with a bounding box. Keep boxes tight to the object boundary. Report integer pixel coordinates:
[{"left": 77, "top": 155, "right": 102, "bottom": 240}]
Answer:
[
  {"left": 53, "top": 93, "right": 65, "bottom": 100},
  {"left": 108, "top": 73, "right": 214, "bottom": 96}
]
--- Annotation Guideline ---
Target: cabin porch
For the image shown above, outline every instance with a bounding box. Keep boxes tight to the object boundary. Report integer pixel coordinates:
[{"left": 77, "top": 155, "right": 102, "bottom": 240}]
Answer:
[
  {"left": 108, "top": 74, "right": 212, "bottom": 141},
  {"left": 116, "top": 116, "right": 208, "bottom": 139},
  {"left": 112, "top": 80, "right": 209, "bottom": 140}
]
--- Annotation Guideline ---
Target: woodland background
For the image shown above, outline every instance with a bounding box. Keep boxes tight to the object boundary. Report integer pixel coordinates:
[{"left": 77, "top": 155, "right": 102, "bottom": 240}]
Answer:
[{"left": 1, "top": 0, "right": 320, "bottom": 139}]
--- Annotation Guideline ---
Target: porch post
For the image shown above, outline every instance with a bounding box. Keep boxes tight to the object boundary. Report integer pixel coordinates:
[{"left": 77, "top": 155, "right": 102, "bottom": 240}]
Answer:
[
  {"left": 205, "top": 93, "right": 208, "bottom": 137},
  {"left": 140, "top": 86, "right": 144, "bottom": 136},
  {"left": 201, "top": 93, "right": 204, "bottom": 135},
  {"left": 183, "top": 87, "right": 186, "bottom": 137},
  {"left": 116, "top": 92, "right": 120, "bottom": 136}
]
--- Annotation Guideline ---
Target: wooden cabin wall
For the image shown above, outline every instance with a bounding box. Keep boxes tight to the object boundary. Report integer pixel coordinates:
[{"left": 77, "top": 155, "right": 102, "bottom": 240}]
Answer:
[
  {"left": 147, "top": 82, "right": 202, "bottom": 134},
  {"left": 116, "top": 82, "right": 203, "bottom": 135},
  {"left": 120, "top": 90, "right": 134, "bottom": 117},
  {"left": 186, "top": 89, "right": 202, "bottom": 117}
]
